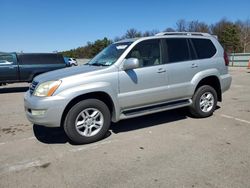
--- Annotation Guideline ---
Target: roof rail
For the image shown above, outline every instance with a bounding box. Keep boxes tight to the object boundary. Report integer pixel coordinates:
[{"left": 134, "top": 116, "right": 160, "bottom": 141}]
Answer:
[{"left": 155, "top": 32, "right": 212, "bottom": 37}]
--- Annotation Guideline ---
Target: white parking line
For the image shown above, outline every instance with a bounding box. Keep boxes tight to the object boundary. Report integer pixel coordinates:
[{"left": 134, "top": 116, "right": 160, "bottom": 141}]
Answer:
[
  {"left": 70, "top": 140, "right": 113, "bottom": 152},
  {"left": 21, "top": 136, "right": 36, "bottom": 141},
  {"left": 0, "top": 139, "right": 115, "bottom": 174},
  {"left": 0, "top": 137, "right": 36, "bottom": 147},
  {"left": 8, "top": 160, "right": 42, "bottom": 173},
  {"left": 220, "top": 114, "right": 250, "bottom": 124}
]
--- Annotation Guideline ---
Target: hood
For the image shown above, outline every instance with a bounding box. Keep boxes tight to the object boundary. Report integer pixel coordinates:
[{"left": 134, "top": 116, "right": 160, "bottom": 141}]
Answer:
[{"left": 34, "top": 65, "right": 104, "bottom": 83}]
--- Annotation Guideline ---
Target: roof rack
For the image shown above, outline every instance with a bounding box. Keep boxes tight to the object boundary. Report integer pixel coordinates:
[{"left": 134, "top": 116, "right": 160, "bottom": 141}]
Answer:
[{"left": 155, "top": 32, "right": 212, "bottom": 37}]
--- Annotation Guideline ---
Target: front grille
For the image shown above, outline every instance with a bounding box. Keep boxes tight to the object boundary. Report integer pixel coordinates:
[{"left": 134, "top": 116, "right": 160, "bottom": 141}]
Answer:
[{"left": 30, "top": 81, "right": 39, "bottom": 95}]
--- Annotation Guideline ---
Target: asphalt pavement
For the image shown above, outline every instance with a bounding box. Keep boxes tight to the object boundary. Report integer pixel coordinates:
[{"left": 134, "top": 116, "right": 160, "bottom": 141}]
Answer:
[{"left": 0, "top": 67, "right": 249, "bottom": 188}]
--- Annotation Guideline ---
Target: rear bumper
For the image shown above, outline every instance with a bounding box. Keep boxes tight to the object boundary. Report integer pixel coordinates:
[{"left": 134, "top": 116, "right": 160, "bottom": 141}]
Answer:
[
  {"left": 220, "top": 74, "right": 232, "bottom": 93},
  {"left": 24, "top": 91, "right": 67, "bottom": 127}
]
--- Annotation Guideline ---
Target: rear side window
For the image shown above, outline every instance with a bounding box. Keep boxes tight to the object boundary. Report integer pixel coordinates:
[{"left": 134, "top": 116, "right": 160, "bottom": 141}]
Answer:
[
  {"left": 18, "top": 54, "right": 65, "bottom": 65},
  {"left": 191, "top": 39, "right": 216, "bottom": 59},
  {"left": 165, "top": 38, "right": 190, "bottom": 63}
]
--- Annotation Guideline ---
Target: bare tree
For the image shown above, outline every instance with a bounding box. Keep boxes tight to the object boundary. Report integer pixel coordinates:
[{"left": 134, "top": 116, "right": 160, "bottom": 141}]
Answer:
[
  {"left": 142, "top": 29, "right": 159, "bottom": 37},
  {"left": 176, "top": 19, "right": 187, "bottom": 32},
  {"left": 114, "top": 36, "right": 124, "bottom": 42},
  {"left": 236, "top": 19, "right": 250, "bottom": 53},
  {"left": 124, "top": 28, "right": 142, "bottom": 39},
  {"left": 164, "top": 27, "right": 175, "bottom": 32},
  {"left": 188, "top": 20, "right": 210, "bottom": 33}
]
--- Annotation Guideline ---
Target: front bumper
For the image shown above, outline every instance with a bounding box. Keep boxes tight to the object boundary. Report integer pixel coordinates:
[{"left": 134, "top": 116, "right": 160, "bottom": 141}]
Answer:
[{"left": 24, "top": 91, "right": 67, "bottom": 127}]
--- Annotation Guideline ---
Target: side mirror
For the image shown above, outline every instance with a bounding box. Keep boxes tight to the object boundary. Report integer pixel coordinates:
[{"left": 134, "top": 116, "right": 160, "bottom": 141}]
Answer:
[{"left": 123, "top": 58, "right": 139, "bottom": 70}]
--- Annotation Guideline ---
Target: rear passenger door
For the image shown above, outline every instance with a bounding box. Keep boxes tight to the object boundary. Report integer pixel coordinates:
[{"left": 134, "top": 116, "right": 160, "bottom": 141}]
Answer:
[
  {"left": 164, "top": 38, "right": 200, "bottom": 100},
  {"left": 190, "top": 38, "right": 217, "bottom": 71}
]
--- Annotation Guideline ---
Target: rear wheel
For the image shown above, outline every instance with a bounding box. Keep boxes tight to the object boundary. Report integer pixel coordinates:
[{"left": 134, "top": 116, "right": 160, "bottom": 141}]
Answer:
[
  {"left": 189, "top": 85, "right": 217, "bottom": 118},
  {"left": 64, "top": 99, "right": 111, "bottom": 144}
]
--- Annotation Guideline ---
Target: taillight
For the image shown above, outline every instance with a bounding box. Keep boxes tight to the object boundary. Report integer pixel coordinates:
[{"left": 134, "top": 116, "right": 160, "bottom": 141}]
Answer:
[{"left": 224, "top": 51, "right": 229, "bottom": 66}]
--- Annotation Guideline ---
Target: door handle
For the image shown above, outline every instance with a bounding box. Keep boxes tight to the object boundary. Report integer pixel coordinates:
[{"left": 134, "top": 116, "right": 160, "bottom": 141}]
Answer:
[
  {"left": 191, "top": 63, "right": 198, "bottom": 68},
  {"left": 157, "top": 68, "right": 166, "bottom": 73}
]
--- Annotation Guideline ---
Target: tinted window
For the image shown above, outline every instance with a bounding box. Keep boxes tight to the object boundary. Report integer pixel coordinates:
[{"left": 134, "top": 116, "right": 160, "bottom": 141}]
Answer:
[
  {"left": 165, "top": 38, "right": 190, "bottom": 63},
  {"left": 188, "top": 39, "right": 197, "bottom": 60},
  {"left": 18, "top": 54, "right": 65, "bottom": 65},
  {"left": 0, "top": 54, "right": 14, "bottom": 64},
  {"left": 192, "top": 39, "right": 216, "bottom": 59},
  {"left": 126, "top": 39, "right": 161, "bottom": 67}
]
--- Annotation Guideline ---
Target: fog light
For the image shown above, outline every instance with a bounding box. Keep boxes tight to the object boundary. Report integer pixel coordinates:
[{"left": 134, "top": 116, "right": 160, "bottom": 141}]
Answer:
[{"left": 31, "top": 110, "right": 46, "bottom": 116}]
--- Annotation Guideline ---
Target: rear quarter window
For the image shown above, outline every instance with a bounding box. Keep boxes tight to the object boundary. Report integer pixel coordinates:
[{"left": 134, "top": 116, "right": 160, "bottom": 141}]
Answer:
[
  {"left": 191, "top": 39, "right": 217, "bottom": 59},
  {"left": 18, "top": 54, "right": 65, "bottom": 65}
]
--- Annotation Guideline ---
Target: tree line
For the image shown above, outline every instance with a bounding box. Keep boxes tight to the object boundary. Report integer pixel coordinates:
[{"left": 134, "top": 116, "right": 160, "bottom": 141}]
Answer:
[{"left": 61, "top": 18, "right": 250, "bottom": 58}]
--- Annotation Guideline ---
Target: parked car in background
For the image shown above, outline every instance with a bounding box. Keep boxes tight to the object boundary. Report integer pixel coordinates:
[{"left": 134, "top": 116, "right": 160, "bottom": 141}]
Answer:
[
  {"left": 24, "top": 32, "right": 232, "bottom": 144},
  {"left": 0, "top": 52, "right": 69, "bottom": 85},
  {"left": 64, "top": 57, "right": 78, "bottom": 66}
]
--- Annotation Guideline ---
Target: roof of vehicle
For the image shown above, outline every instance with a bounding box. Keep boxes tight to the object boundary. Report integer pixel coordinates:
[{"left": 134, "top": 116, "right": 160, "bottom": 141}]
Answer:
[
  {"left": 17, "top": 53, "right": 60, "bottom": 55},
  {"left": 0, "top": 52, "right": 15, "bottom": 55},
  {"left": 115, "top": 32, "right": 217, "bottom": 44},
  {"left": 155, "top": 32, "right": 212, "bottom": 37}
]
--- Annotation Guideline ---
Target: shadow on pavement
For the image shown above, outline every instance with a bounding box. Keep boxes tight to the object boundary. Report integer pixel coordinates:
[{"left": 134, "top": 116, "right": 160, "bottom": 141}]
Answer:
[
  {"left": 33, "top": 125, "right": 69, "bottom": 144},
  {"left": 33, "top": 124, "right": 112, "bottom": 145},
  {"left": 33, "top": 107, "right": 216, "bottom": 144},
  {"left": 0, "top": 87, "right": 29, "bottom": 94},
  {"left": 111, "top": 108, "right": 188, "bottom": 134}
]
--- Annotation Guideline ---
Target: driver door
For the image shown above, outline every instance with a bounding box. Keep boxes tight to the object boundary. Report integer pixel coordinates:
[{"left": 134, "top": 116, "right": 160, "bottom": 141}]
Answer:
[
  {"left": 0, "top": 54, "right": 18, "bottom": 82},
  {"left": 118, "top": 39, "right": 168, "bottom": 110}
]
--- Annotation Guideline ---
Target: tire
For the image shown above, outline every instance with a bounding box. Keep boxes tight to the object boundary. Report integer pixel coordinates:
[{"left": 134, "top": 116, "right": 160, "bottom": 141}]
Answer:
[
  {"left": 64, "top": 99, "right": 111, "bottom": 144},
  {"left": 189, "top": 85, "right": 217, "bottom": 118}
]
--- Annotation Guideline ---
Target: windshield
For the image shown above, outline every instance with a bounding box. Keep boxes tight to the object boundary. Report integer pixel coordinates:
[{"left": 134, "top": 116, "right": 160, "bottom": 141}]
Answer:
[{"left": 87, "top": 42, "right": 132, "bottom": 66}]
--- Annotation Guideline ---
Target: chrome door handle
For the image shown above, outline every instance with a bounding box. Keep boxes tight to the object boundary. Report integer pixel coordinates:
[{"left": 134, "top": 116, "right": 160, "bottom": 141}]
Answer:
[
  {"left": 157, "top": 68, "right": 166, "bottom": 73},
  {"left": 191, "top": 63, "right": 198, "bottom": 68}
]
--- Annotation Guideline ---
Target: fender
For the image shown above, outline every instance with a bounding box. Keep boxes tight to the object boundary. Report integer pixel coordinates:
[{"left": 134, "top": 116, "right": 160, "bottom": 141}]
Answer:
[
  {"left": 57, "top": 82, "right": 120, "bottom": 122},
  {"left": 191, "top": 68, "right": 220, "bottom": 92}
]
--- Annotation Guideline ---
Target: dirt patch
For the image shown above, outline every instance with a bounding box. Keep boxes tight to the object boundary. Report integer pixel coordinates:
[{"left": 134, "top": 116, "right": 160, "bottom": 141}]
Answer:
[
  {"left": 38, "top": 162, "right": 51, "bottom": 169},
  {"left": 0, "top": 124, "right": 30, "bottom": 136}
]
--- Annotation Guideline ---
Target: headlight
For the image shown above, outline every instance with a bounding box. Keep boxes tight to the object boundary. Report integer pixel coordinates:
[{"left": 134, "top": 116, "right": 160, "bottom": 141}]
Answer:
[{"left": 34, "top": 80, "right": 61, "bottom": 97}]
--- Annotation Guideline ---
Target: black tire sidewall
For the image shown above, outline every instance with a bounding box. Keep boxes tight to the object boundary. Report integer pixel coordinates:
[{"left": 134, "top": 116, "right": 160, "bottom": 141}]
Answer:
[
  {"left": 64, "top": 99, "right": 111, "bottom": 144},
  {"left": 192, "top": 85, "right": 218, "bottom": 118}
]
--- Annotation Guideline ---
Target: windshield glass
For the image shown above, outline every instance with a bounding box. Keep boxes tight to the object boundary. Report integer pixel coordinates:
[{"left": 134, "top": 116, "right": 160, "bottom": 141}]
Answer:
[{"left": 87, "top": 42, "right": 132, "bottom": 66}]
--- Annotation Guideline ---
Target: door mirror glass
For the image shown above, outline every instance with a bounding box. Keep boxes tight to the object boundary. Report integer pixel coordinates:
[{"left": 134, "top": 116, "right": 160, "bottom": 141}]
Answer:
[{"left": 123, "top": 58, "right": 139, "bottom": 70}]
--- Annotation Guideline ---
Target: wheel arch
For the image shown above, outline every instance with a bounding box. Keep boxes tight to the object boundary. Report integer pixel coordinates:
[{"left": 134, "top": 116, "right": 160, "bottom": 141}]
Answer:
[
  {"left": 195, "top": 76, "right": 222, "bottom": 102},
  {"left": 60, "top": 91, "right": 116, "bottom": 127}
]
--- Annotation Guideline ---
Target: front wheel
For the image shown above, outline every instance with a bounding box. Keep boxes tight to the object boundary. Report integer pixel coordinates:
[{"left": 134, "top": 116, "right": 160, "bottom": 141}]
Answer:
[
  {"left": 189, "top": 85, "right": 218, "bottom": 118},
  {"left": 64, "top": 99, "right": 111, "bottom": 144}
]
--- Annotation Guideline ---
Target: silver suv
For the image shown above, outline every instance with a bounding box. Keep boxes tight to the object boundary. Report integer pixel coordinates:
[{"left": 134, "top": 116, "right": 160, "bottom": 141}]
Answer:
[{"left": 24, "top": 32, "right": 232, "bottom": 144}]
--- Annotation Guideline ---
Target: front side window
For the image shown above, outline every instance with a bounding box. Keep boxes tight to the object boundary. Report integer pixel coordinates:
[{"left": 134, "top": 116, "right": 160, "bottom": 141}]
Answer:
[
  {"left": 0, "top": 55, "right": 14, "bottom": 64},
  {"left": 126, "top": 39, "right": 162, "bottom": 68},
  {"left": 88, "top": 42, "right": 132, "bottom": 66},
  {"left": 165, "top": 38, "right": 190, "bottom": 63}
]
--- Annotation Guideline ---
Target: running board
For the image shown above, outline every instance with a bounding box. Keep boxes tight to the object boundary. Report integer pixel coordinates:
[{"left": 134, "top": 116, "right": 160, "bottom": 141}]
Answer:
[{"left": 120, "top": 99, "right": 192, "bottom": 120}]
